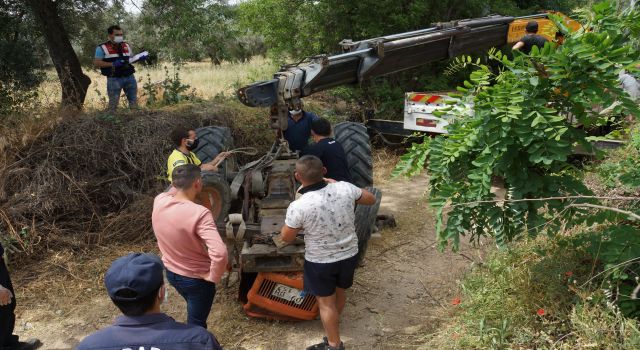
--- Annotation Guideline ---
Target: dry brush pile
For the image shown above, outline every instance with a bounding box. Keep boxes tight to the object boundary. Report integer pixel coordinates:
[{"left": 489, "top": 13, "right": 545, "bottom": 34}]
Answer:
[{"left": 0, "top": 104, "right": 271, "bottom": 259}]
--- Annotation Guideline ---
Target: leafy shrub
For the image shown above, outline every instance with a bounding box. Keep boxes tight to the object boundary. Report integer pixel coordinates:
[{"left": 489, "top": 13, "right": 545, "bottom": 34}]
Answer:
[
  {"left": 597, "top": 128, "right": 640, "bottom": 189},
  {"left": 394, "top": 1, "right": 640, "bottom": 250},
  {"left": 142, "top": 65, "right": 198, "bottom": 107},
  {"left": 425, "top": 233, "right": 640, "bottom": 349},
  {"left": 0, "top": 79, "right": 40, "bottom": 118},
  {"left": 570, "top": 225, "right": 640, "bottom": 318}
]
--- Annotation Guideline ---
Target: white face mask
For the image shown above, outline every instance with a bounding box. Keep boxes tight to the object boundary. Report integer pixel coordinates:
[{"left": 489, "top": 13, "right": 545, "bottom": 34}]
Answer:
[
  {"left": 114, "top": 35, "right": 124, "bottom": 43},
  {"left": 290, "top": 109, "right": 302, "bottom": 115}
]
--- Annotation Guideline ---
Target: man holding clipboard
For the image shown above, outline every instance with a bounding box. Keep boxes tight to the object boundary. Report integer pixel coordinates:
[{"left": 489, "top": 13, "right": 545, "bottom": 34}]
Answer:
[{"left": 94, "top": 25, "right": 149, "bottom": 112}]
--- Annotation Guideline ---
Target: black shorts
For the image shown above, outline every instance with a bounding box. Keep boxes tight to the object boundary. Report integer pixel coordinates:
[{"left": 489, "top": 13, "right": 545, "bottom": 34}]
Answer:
[{"left": 303, "top": 254, "right": 359, "bottom": 297}]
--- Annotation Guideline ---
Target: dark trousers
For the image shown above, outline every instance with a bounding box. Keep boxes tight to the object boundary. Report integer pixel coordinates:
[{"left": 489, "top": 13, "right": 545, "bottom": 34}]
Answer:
[
  {"left": 0, "top": 259, "right": 18, "bottom": 349},
  {"left": 166, "top": 270, "right": 216, "bottom": 329}
]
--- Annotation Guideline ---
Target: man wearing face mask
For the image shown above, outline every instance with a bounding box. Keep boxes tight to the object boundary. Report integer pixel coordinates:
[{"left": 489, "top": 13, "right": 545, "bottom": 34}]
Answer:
[
  {"left": 76, "top": 253, "right": 223, "bottom": 350},
  {"left": 282, "top": 99, "right": 320, "bottom": 153},
  {"left": 167, "top": 127, "right": 230, "bottom": 182},
  {"left": 94, "top": 25, "right": 143, "bottom": 112}
]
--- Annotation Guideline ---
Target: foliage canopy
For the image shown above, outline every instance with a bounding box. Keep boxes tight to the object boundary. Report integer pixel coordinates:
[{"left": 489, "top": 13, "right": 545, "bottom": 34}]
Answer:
[
  {"left": 238, "top": 0, "right": 586, "bottom": 58},
  {"left": 394, "top": 1, "right": 640, "bottom": 251}
]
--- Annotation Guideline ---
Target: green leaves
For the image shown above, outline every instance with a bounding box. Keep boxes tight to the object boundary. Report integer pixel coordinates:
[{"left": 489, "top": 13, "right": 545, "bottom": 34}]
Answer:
[
  {"left": 394, "top": 0, "right": 640, "bottom": 251},
  {"left": 391, "top": 136, "right": 431, "bottom": 178},
  {"left": 571, "top": 225, "right": 640, "bottom": 318}
]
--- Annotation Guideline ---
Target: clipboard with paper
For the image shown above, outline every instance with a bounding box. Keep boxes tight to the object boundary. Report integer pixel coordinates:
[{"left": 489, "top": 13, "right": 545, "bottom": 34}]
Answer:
[{"left": 129, "top": 51, "right": 149, "bottom": 64}]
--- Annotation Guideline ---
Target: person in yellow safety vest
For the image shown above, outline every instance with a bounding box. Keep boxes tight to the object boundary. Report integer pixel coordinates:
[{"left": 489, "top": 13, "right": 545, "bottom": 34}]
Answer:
[{"left": 167, "top": 127, "right": 230, "bottom": 182}]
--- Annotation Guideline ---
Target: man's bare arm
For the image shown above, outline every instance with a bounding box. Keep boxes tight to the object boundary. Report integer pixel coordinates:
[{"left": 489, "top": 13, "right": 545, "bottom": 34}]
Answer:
[
  {"left": 280, "top": 225, "right": 301, "bottom": 243},
  {"left": 512, "top": 41, "right": 525, "bottom": 51},
  {"left": 200, "top": 163, "right": 218, "bottom": 172},
  {"left": 93, "top": 59, "right": 113, "bottom": 68},
  {"left": 200, "top": 152, "right": 230, "bottom": 172},
  {"left": 356, "top": 188, "right": 376, "bottom": 205}
]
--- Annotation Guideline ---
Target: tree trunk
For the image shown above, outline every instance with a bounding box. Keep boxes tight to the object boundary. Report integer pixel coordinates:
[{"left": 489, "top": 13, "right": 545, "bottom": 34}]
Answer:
[{"left": 26, "top": 0, "right": 91, "bottom": 109}]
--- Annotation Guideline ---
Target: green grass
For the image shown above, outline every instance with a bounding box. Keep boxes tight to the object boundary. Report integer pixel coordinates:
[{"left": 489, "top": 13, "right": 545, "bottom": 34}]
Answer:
[{"left": 424, "top": 234, "right": 640, "bottom": 349}]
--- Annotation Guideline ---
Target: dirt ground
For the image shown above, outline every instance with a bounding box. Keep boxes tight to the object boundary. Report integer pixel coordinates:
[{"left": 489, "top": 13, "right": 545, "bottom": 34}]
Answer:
[{"left": 11, "top": 160, "right": 488, "bottom": 350}]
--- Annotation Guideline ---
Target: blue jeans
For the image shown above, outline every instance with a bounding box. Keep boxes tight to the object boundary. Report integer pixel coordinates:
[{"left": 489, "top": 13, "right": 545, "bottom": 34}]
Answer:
[
  {"left": 166, "top": 269, "right": 216, "bottom": 329},
  {"left": 107, "top": 75, "right": 137, "bottom": 111}
]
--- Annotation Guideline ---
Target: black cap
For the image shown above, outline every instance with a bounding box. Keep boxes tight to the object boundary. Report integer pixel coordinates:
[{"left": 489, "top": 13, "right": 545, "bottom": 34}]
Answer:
[
  {"left": 104, "top": 253, "right": 164, "bottom": 301},
  {"left": 526, "top": 21, "right": 539, "bottom": 33}
]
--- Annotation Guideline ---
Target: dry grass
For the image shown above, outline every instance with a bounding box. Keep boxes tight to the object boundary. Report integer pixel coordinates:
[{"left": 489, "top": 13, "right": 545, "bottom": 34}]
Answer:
[
  {"left": 372, "top": 146, "right": 404, "bottom": 185},
  {"left": 36, "top": 57, "right": 277, "bottom": 110}
]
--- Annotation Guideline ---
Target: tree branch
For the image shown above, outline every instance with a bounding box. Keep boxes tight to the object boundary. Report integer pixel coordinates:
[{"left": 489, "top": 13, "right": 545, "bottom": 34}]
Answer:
[
  {"left": 448, "top": 195, "right": 640, "bottom": 208},
  {"left": 567, "top": 203, "right": 640, "bottom": 221}
]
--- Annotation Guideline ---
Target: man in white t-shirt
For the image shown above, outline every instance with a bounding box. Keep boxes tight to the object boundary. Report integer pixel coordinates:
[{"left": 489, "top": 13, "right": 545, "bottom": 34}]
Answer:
[{"left": 280, "top": 155, "right": 376, "bottom": 350}]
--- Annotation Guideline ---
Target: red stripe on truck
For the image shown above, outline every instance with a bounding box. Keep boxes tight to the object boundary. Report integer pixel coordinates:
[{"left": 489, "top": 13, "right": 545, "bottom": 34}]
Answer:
[
  {"left": 426, "top": 95, "right": 441, "bottom": 104},
  {"left": 410, "top": 94, "right": 427, "bottom": 102}
]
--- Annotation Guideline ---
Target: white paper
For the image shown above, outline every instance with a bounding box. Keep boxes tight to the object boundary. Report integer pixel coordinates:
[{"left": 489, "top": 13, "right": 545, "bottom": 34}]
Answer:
[{"left": 129, "top": 51, "right": 149, "bottom": 64}]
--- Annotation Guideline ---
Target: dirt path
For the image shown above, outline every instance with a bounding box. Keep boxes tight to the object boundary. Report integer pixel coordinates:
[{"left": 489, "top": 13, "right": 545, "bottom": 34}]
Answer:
[{"left": 12, "top": 167, "right": 487, "bottom": 349}]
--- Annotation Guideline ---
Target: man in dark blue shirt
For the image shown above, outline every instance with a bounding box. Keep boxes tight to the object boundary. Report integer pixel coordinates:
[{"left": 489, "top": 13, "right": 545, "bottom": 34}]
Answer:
[
  {"left": 0, "top": 242, "right": 41, "bottom": 350},
  {"left": 302, "top": 118, "right": 353, "bottom": 183},
  {"left": 283, "top": 101, "right": 320, "bottom": 153},
  {"left": 76, "top": 253, "right": 222, "bottom": 350}
]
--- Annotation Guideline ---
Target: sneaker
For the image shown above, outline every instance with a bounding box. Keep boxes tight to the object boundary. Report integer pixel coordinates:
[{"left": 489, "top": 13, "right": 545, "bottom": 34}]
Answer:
[
  {"left": 306, "top": 338, "right": 344, "bottom": 350},
  {"left": 306, "top": 337, "right": 328, "bottom": 350},
  {"left": 15, "top": 339, "right": 42, "bottom": 350}
]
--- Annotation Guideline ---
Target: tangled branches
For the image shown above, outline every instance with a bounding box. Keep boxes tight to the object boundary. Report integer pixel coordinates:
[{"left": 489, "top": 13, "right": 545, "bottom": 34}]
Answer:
[{"left": 0, "top": 109, "right": 227, "bottom": 257}]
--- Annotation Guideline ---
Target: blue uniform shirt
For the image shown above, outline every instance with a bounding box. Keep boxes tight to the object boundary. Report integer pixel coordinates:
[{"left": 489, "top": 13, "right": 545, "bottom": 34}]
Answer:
[
  {"left": 76, "top": 313, "right": 222, "bottom": 350},
  {"left": 302, "top": 137, "right": 353, "bottom": 183},
  {"left": 94, "top": 46, "right": 106, "bottom": 59},
  {"left": 283, "top": 111, "right": 319, "bottom": 152}
]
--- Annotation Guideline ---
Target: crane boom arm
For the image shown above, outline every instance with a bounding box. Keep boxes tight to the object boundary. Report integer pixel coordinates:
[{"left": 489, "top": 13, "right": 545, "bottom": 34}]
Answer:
[{"left": 236, "top": 12, "right": 580, "bottom": 131}]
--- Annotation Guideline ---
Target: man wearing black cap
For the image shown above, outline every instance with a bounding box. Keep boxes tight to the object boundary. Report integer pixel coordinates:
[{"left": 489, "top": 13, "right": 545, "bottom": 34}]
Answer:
[
  {"left": 512, "top": 21, "right": 548, "bottom": 54},
  {"left": 0, "top": 242, "right": 41, "bottom": 350},
  {"left": 76, "top": 253, "right": 223, "bottom": 350}
]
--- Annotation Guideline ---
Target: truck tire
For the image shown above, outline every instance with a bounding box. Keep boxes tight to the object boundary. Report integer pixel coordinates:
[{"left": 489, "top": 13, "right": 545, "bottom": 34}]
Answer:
[
  {"left": 355, "top": 187, "right": 382, "bottom": 262},
  {"left": 193, "top": 126, "right": 235, "bottom": 179},
  {"left": 198, "top": 172, "right": 232, "bottom": 224},
  {"left": 334, "top": 122, "right": 373, "bottom": 188}
]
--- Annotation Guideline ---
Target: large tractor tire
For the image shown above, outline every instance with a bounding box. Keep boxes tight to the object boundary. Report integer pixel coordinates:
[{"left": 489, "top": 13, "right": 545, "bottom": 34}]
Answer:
[
  {"left": 355, "top": 187, "right": 382, "bottom": 263},
  {"left": 193, "top": 126, "right": 235, "bottom": 179},
  {"left": 334, "top": 122, "right": 373, "bottom": 188},
  {"left": 197, "top": 172, "right": 232, "bottom": 224},
  {"left": 192, "top": 126, "right": 234, "bottom": 223}
]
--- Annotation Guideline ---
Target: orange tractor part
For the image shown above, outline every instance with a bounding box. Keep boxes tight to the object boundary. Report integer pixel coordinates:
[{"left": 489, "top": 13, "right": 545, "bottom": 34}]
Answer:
[{"left": 243, "top": 272, "right": 319, "bottom": 321}]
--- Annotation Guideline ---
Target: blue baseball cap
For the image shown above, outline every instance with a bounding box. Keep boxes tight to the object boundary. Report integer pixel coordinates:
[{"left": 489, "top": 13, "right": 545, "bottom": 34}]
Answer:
[{"left": 104, "top": 253, "right": 164, "bottom": 301}]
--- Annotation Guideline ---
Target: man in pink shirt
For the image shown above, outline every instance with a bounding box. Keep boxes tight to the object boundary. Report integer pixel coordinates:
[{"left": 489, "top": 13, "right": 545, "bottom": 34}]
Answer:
[{"left": 152, "top": 164, "right": 228, "bottom": 329}]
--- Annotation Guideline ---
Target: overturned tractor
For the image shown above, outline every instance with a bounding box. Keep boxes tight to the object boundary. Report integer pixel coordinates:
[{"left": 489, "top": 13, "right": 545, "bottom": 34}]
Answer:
[{"left": 190, "top": 122, "right": 381, "bottom": 320}]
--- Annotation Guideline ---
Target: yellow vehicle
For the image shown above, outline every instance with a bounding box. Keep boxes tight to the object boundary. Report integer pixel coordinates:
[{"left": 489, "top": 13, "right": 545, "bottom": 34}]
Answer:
[{"left": 507, "top": 12, "right": 581, "bottom": 44}]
